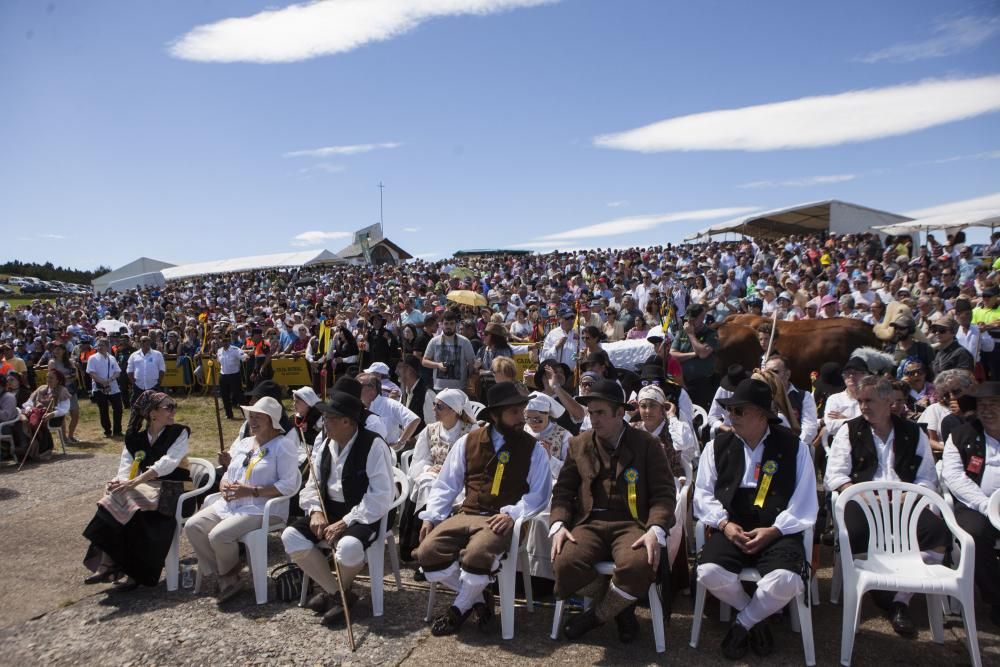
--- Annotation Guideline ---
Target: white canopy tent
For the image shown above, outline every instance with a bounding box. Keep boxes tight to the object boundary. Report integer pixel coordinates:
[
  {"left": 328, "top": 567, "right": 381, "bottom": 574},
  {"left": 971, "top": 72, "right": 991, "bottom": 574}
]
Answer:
[
  {"left": 684, "top": 200, "right": 912, "bottom": 242},
  {"left": 872, "top": 209, "right": 1000, "bottom": 236},
  {"left": 160, "top": 249, "right": 343, "bottom": 281},
  {"left": 92, "top": 257, "right": 176, "bottom": 294}
]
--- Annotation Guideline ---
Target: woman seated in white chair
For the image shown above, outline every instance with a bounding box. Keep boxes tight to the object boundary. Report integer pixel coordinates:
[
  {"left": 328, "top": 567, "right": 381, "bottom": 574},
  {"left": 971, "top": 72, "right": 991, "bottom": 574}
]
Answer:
[
  {"left": 523, "top": 391, "right": 572, "bottom": 480},
  {"left": 632, "top": 385, "right": 697, "bottom": 569},
  {"left": 185, "top": 396, "right": 299, "bottom": 602},
  {"left": 18, "top": 368, "right": 72, "bottom": 461}
]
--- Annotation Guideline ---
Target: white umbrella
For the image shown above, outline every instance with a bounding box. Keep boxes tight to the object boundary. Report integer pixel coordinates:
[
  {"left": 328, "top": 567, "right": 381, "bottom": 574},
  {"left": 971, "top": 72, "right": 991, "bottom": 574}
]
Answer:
[
  {"left": 96, "top": 319, "right": 128, "bottom": 334},
  {"left": 874, "top": 209, "right": 1000, "bottom": 235}
]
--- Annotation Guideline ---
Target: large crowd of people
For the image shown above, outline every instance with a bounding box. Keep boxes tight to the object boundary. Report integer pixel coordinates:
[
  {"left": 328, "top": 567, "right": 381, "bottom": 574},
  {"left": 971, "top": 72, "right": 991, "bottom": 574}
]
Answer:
[{"left": 3, "top": 228, "right": 1000, "bottom": 661}]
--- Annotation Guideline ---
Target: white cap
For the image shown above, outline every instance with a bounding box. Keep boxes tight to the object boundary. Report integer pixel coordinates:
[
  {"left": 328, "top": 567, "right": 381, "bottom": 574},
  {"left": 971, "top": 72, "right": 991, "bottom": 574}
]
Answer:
[
  {"left": 436, "top": 388, "right": 473, "bottom": 418},
  {"left": 526, "top": 391, "right": 566, "bottom": 418},
  {"left": 292, "top": 386, "right": 321, "bottom": 408},
  {"left": 364, "top": 362, "right": 391, "bottom": 376},
  {"left": 637, "top": 385, "right": 667, "bottom": 405}
]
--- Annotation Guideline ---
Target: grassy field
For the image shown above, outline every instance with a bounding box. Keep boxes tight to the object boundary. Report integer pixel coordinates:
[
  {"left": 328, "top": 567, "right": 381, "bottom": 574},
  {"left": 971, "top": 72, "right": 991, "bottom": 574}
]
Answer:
[{"left": 70, "top": 392, "right": 255, "bottom": 459}]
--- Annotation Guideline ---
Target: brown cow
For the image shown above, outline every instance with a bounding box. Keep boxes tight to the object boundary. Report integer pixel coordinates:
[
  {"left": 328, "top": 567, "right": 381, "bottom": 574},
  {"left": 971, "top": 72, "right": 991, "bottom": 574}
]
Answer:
[{"left": 715, "top": 316, "right": 880, "bottom": 389}]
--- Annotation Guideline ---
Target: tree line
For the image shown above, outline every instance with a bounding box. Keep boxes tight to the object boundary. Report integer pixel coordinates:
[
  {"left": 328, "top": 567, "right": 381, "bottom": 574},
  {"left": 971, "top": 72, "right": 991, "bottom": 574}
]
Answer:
[{"left": 0, "top": 260, "right": 111, "bottom": 284}]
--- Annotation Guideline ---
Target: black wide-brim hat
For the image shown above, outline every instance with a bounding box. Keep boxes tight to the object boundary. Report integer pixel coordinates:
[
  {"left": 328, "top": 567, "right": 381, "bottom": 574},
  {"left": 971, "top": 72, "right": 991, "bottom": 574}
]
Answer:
[
  {"left": 814, "top": 361, "right": 847, "bottom": 395},
  {"left": 720, "top": 364, "right": 749, "bottom": 392},
  {"left": 534, "top": 359, "right": 573, "bottom": 391},
  {"left": 967, "top": 381, "right": 1000, "bottom": 399},
  {"left": 247, "top": 379, "right": 283, "bottom": 401},
  {"left": 487, "top": 381, "right": 531, "bottom": 410},
  {"left": 316, "top": 391, "right": 366, "bottom": 423},
  {"left": 576, "top": 379, "right": 627, "bottom": 407},
  {"left": 639, "top": 363, "right": 666, "bottom": 382},
  {"left": 717, "top": 378, "right": 781, "bottom": 423}
]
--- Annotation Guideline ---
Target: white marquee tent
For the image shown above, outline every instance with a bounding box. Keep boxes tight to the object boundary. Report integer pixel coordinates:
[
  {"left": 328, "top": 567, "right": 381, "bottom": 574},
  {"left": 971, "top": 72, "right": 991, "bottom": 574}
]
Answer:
[
  {"left": 873, "top": 209, "right": 1000, "bottom": 236},
  {"left": 159, "top": 249, "right": 343, "bottom": 281},
  {"left": 684, "top": 200, "right": 912, "bottom": 242},
  {"left": 91, "top": 257, "right": 177, "bottom": 294}
]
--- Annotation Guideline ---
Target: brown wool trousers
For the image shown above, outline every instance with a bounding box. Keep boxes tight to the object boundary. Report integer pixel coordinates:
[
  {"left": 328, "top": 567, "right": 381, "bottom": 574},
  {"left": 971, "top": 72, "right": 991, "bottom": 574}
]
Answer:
[
  {"left": 553, "top": 518, "right": 655, "bottom": 600},
  {"left": 415, "top": 513, "right": 513, "bottom": 576}
]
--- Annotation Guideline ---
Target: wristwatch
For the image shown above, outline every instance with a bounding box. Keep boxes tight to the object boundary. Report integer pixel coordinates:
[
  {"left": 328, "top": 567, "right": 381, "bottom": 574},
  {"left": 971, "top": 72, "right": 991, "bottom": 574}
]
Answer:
[{"left": 718, "top": 518, "right": 730, "bottom": 532}]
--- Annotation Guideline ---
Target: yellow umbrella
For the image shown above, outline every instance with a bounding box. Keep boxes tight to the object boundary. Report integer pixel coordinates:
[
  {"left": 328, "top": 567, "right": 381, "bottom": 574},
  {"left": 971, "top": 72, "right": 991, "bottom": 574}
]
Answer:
[{"left": 446, "top": 290, "right": 488, "bottom": 307}]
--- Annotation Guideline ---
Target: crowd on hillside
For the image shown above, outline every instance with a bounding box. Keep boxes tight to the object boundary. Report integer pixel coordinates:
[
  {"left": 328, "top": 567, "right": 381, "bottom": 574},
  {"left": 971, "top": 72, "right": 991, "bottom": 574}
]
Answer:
[{"left": 4, "top": 229, "right": 1000, "bottom": 662}]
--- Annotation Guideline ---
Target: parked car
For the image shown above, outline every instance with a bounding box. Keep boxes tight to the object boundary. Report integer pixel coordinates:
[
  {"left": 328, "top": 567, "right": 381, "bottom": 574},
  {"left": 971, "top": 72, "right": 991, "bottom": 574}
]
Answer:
[{"left": 0, "top": 285, "right": 13, "bottom": 295}]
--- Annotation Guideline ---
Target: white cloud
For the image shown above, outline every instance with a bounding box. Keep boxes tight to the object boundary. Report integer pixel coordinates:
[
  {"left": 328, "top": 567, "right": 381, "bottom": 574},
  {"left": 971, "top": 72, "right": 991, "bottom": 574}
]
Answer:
[
  {"left": 915, "top": 150, "right": 1000, "bottom": 165},
  {"left": 508, "top": 240, "right": 567, "bottom": 250},
  {"left": 859, "top": 16, "right": 1000, "bottom": 64},
  {"left": 905, "top": 192, "right": 1000, "bottom": 218},
  {"left": 535, "top": 206, "right": 759, "bottom": 242},
  {"left": 738, "top": 174, "right": 857, "bottom": 189},
  {"left": 413, "top": 252, "right": 442, "bottom": 258},
  {"left": 606, "top": 200, "right": 628, "bottom": 208},
  {"left": 285, "top": 142, "right": 400, "bottom": 158},
  {"left": 402, "top": 227, "right": 421, "bottom": 232},
  {"left": 290, "top": 230, "right": 352, "bottom": 247},
  {"left": 298, "top": 163, "right": 347, "bottom": 174},
  {"left": 39, "top": 233, "right": 67, "bottom": 240},
  {"left": 169, "top": 0, "right": 557, "bottom": 64},
  {"left": 594, "top": 75, "right": 1000, "bottom": 153}
]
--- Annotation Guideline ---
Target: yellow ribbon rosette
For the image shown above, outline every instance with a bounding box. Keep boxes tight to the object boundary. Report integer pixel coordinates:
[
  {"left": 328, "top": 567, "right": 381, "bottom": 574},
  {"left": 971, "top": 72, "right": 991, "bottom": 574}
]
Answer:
[
  {"left": 754, "top": 460, "right": 778, "bottom": 508},
  {"left": 491, "top": 451, "right": 510, "bottom": 496}
]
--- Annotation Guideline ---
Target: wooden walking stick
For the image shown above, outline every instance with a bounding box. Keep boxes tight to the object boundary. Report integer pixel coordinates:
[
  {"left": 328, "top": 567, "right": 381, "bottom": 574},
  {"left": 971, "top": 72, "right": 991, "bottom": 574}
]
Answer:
[
  {"left": 305, "top": 445, "right": 356, "bottom": 652},
  {"left": 18, "top": 395, "right": 57, "bottom": 471},
  {"left": 207, "top": 359, "right": 225, "bottom": 453}
]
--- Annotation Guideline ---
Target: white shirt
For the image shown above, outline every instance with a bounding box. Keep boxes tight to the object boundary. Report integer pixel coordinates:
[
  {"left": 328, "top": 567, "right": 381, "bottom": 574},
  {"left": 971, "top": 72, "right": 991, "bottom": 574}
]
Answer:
[
  {"left": 127, "top": 348, "right": 166, "bottom": 389},
  {"left": 540, "top": 325, "right": 579, "bottom": 367},
  {"left": 298, "top": 430, "right": 395, "bottom": 527},
  {"left": 217, "top": 345, "right": 248, "bottom": 375},
  {"left": 212, "top": 434, "right": 299, "bottom": 519},
  {"left": 694, "top": 429, "right": 817, "bottom": 535},
  {"left": 419, "top": 427, "right": 552, "bottom": 524},
  {"left": 114, "top": 428, "right": 189, "bottom": 481},
  {"left": 707, "top": 386, "right": 734, "bottom": 433},
  {"left": 86, "top": 352, "right": 121, "bottom": 395},
  {"left": 824, "top": 421, "right": 939, "bottom": 492},
  {"left": 637, "top": 416, "right": 697, "bottom": 464},
  {"left": 918, "top": 402, "right": 951, "bottom": 436},
  {"left": 942, "top": 432, "right": 1000, "bottom": 514},
  {"left": 788, "top": 387, "right": 819, "bottom": 448},
  {"left": 368, "top": 394, "right": 419, "bottom": 447},
  {"left": 957, "top": 324, "right": 994, "bottom": 362},
  {"left": 823, "top": 390, "right": 860, "bottom": 437}
]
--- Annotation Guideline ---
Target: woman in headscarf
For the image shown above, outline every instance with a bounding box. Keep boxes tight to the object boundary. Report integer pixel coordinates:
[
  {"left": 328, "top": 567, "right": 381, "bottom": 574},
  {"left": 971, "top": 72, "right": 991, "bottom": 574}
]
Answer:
[
  {"left": 400, "top": 388, "right": 476, "bottom": 561},
  {"left": 632, "top": 385, "right": 697, "bottom": 482},
  {"left": 81, "top": 390, "right": 190, "bottom": 589},
  {"left": 18, "top": 368, "right": 72, "bottom": 461},
  {"left": 185, "top": 396, "right": 299, "bottom": 602},
  {"left": 522, "top": 391, "right": 572, "bottom": 481}
]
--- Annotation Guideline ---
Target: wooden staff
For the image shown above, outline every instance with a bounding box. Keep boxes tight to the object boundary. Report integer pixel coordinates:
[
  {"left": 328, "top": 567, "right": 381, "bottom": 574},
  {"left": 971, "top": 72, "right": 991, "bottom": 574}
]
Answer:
[
  {"left": 305, "top": 445, "right": 356, "bottom": 652},
  {"left": 18, "top": 395, "right": 57, "bottom": 471},
  {"left": 762, "top": 307, "right": 779, "bottom": 367},
  {"left": 207, "top": 358, "right": 225, "bottom": 453},
  {"left": 573, "top": 297, "right": 582, "bottom": 388}
]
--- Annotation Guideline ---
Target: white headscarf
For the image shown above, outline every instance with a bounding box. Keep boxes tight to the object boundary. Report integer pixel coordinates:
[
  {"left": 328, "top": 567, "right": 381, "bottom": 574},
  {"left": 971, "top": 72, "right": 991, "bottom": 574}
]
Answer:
[
  {"left": 526, "top": 391, "right": 566, "bottom": 418},
  {"left": 436, "top": 388, "right": 474, "bottom": 419},
  {"left": 637, "top": 385, "right": 667, "bottom": 405}
]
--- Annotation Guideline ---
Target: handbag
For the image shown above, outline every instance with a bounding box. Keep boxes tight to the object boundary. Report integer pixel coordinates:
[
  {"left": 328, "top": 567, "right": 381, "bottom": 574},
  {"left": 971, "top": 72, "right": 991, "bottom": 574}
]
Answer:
[{"left": 269, "top": 562, "right": 304, "bottom": 602}]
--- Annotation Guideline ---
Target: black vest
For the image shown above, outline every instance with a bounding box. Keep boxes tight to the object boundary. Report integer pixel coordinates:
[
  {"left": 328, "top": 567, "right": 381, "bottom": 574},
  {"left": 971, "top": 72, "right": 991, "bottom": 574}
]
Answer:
[
  {"left": 788, "top": 387, "right": 805, "bottom": 424},
  {"left": 404, "top": 379, "right": 431, "bottom": 432},
  {"left": 846, "top": 414, "right": 922, "bottom": 484},
  {"left": 951, "top": 419, "right": 987, "bottom": 487},
  {"left": 124, "top": 423, "right": 191, "bottom": 482},
  {"left": 713, "top": 425, "right": 799, "bottom": 530},
  {"left": 319, "top": 427, "right": 376, "bottom": 510}
]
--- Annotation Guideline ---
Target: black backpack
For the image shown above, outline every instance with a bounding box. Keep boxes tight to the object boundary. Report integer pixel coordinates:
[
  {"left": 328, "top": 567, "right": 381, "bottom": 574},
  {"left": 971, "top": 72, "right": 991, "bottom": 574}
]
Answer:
[{"left": 269, "top": 562, "right": 304, "bottom": 603}]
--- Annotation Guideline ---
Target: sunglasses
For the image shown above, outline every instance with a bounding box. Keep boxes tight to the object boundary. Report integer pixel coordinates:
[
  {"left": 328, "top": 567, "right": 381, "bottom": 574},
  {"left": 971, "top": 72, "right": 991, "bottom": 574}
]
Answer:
[
  {"left": 930, "top": 327, "right": 950, "bottom": 334},
  {"left": 640, "top": 379, "right": 662, "bottom": 386},
  {"left": 904, "top": 368, "right": 925, "bottom": 376},
  {"left": 726, "top": 405, "right": 750, "bottom": 417},
  {"left": 526, "top": 416, "right": 546, "bottom": 424},
  {"left": 580, "top": 381, "right": 595, "bottom": 389},
  {"left": 432, "top": 402, "right": 449, "bottom": 411}
]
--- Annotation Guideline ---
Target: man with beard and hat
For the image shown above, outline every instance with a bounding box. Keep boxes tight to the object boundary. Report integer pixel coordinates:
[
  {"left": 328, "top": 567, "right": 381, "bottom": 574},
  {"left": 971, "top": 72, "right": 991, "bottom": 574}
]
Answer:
[
  {"left": 884, "top": 313, "right": 936, "bottom": 379},
  {"left": 693, "top": 378, "right": 817, "bottom": 660},
  {"left": 551, "top": 379, "right": 676, "bottom": 644},
  {"left": 707, "top": 365, "right": 750, "bottom": 436},
  {"left": 280, "top": 390, "right": 395, "bottom": 627},
  {"left": 414, "top": 382, "right": 551, "bottom": 637},
  {"left": 940, "top": 381, "right": 1000, "bottom": 627},
  {"left": 930, "top": 315, "right": 975, "bottom": 377},
  {"left": 824, "top": 374, "right": 949, "bottom": 638}
]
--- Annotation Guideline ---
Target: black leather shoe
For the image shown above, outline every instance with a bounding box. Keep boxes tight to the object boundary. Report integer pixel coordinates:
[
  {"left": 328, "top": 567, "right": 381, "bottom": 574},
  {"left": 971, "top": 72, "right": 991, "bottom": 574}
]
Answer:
[
  {"left": 748, "top": 622, "right": 774, "bottom": 656},
  {"left": 889, "top": 602, "right": 917, "bottom": 638},
  {"left": 721, "top": 621, "right": 750, "bottom": 660},
  {"left": 413, "top": 569, "right": 426, "bottom": 582},
  {"left": 305, "top": 591, "right": 334, "bottom": 613},
  {"left": 563, "top": 607, "right": 604, "bottom": 640},
  {"left": 472, "top": 588, "right": 495, "bottom": 631},
  {"left": 430, "top": 605, "right": 472, "bottom": 636},
  {"left": 320, "top": 591, "right": 359, "bottom": 627},
  {"left": 615, "top": 604, "right": 639, "bottom": 643},
  {"left": 990, "top": 605, "right": 1000, "bottom": 629}
]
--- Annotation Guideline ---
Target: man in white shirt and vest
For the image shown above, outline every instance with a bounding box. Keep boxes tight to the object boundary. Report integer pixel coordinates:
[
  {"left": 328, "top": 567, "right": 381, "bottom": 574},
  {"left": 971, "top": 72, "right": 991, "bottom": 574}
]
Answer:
[{"left": 126, "top": 335, "right": 165, "bottom": 406}]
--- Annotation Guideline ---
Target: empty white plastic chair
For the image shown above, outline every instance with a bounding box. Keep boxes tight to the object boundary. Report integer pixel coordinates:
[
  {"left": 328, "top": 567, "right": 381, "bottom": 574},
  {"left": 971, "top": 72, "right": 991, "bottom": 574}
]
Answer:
[
  {"left": 834, "top": 481, "right": 980, "bottom": 667},
  {"left": 299, "top": 467, "right": 410, "bottom": 616},
  {"left": 424, "top": 510, "right": 539, "bottom": 640},
  {"left": 0, "top": 416, "right": 20, "bottom": 466},
  {"left": 689, "top": 519, "right": 816, "bottom": 666},
  {"left": 989, "top": 489, "right": 1000, "bottom": 531},
  {"left": 399, "top": 449, "right": 413, "bottom": 476},
  {"left": 165, "top": 458, "right": 216, "bottom": 591}
]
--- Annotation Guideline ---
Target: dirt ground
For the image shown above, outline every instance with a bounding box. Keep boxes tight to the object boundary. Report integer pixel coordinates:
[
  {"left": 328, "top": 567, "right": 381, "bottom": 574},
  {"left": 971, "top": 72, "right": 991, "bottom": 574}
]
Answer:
[{"left": 1, "top": 447, "right": 998, "bottom": 666}]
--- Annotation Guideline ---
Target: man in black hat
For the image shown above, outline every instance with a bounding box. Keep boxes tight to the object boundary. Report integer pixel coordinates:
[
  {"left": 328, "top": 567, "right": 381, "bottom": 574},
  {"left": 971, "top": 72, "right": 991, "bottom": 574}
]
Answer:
[
  {"left": 884, "top": 313, "right": 935, "bottom": 378},
  {"left": 824, "top": 374, "right": 948, "bottom": 637},
  {"left": 281, "top": 390, "right": 395, "bottom": 627},
  {"left": 669, "top": 303, "right": 719, "bottom": 410},
  {"left": 707, "top": 364, "right": 750, "bottom": 436},
  {"left": 693, "top": 378, "right": 817, "bottom": 660},
  {"left": 551, "top": 379, "right": 676, "bottom": 644},
  {"left": 940, "top": 381, "right": 1000, "bottom": 627},
  {"left": 414, "top": 382, "right": 551, "bottom": 636}
]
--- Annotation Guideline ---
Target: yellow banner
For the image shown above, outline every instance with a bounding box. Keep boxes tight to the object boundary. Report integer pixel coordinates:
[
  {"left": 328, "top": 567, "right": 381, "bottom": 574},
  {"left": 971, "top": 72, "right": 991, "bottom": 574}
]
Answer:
[
  {"left": 271, "top": 357, "right": 312, "bottom": 387},
  {"left": 513, "top": 353, "right": 533, "bottom": 383},
  {"left": 161, "top": 361, "right": 190, "bottom": 388}
]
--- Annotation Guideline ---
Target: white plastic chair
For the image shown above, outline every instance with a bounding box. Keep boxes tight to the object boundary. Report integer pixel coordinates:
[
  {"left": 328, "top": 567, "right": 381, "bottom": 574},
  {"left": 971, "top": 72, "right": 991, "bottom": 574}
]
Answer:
[
  {"left": 0, "top": 416, "right": 19, "bottom": 466},
  {"left": 165, "top": 458, "right": 216, "bottom": 591},
  {"left": 399, "top": 449, "right": 413, "bottom": 476},
  {"left": 989, "top": 489, "right": 1000, "bottom": 531},
  {"left": 424, "top": 509, "right": 539, "bottom": 640},
  {"left": 299, "top": 467, "right": 410, "bottom": 616},
  {"left": 194, "top": 469, "right": 302, "bottom": 604},
  {"left": 690, "top": 403, "right": 709, "bottom": 441},
  {"left": 835, "top": 481, "right": 980, "bottom": 667},
  {"left": 48, "top": 417, "right": 68, "bottom": 455},
  {"left": 468, "top": 401, "right": 487, "bottom": 419},
  {"left": 549, "top": 560, "right": 666, "bottom": 652},
  {"left": 689, "top": 520, "right": 816, "bottom": 666}
]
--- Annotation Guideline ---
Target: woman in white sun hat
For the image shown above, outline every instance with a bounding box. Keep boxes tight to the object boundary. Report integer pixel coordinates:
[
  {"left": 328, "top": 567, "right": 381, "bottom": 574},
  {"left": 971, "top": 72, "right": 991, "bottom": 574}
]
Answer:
[{"left": 185, "top": 396, "right": 299, "bottom": 603}]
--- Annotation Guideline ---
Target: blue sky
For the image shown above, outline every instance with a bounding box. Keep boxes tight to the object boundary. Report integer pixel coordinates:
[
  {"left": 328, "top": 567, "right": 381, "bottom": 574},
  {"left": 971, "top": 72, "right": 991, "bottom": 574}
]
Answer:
[{"left": 2, "top": 0, "right": 999, "bottom": 270}]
